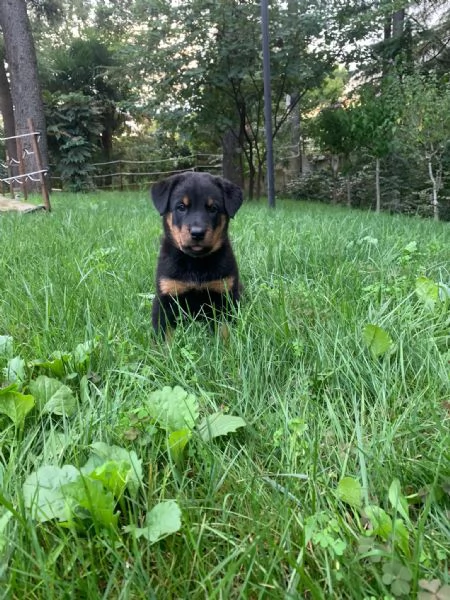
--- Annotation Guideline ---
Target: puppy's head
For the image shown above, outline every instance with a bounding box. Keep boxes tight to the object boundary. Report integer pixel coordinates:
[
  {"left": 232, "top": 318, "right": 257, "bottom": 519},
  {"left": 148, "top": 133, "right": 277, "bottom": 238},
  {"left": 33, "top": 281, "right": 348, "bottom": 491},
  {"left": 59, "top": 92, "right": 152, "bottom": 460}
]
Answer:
[{"left": 151, "top": 172, "right": 243, "bottom": 257}]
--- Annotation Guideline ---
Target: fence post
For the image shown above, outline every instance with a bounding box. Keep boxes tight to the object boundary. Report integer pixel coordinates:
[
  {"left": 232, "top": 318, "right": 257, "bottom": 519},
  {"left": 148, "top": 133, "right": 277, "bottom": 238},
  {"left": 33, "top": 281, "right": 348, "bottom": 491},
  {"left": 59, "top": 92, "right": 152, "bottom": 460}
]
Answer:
[{"left": 28, "top": 118, "right": 51, "bottom": 211}]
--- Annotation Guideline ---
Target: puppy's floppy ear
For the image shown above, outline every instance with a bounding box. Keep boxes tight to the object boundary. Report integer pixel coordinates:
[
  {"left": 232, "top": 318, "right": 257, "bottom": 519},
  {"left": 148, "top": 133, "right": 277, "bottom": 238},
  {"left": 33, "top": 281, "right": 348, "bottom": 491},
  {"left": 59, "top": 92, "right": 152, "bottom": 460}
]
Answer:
[
  {"left": 216, "top": 176, "right": 243, "bottom": 217},
  {"left": 151, "top": 173, "right": 185, "bottom": 215}
]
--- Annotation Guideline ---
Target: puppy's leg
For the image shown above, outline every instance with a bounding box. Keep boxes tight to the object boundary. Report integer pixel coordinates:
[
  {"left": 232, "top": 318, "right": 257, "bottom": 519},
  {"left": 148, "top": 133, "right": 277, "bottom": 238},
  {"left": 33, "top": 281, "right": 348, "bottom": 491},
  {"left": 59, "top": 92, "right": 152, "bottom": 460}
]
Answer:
[{"left": 152, "top": 296, "right": 177, "bottom": 336}]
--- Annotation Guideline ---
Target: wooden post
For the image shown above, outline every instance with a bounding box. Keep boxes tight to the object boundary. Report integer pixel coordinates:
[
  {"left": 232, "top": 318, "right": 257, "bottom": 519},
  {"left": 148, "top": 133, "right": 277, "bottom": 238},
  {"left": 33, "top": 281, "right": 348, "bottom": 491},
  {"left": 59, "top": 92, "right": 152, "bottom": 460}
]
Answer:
[{"left": 28, "top": 118, "right": 51, "bottom": 211}]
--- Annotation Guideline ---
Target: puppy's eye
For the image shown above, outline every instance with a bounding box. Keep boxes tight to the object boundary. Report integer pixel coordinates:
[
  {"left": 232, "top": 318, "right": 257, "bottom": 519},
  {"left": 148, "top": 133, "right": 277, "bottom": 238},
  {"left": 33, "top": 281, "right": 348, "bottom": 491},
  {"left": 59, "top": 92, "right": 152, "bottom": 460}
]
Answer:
[
  {"left": 207, "top": 204, "right": 218, "bottom": 213},
  {"left": 176, "top": 203, "right": 187, "bottom": 212}
]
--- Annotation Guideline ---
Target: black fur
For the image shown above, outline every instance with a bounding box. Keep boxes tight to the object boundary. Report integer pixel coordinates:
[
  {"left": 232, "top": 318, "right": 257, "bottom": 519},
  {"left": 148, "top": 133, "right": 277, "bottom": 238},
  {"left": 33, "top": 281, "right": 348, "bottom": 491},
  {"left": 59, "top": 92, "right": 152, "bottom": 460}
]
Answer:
[{"left": 151, "top": 171, "right": 243, "bottom": 334}]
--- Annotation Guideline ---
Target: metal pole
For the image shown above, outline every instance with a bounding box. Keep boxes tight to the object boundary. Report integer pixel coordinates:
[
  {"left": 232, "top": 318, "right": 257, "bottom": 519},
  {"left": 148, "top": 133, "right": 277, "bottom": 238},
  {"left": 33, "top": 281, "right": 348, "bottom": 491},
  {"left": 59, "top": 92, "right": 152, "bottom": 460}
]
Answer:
[{"left": 261, "top": 0, "right": 275, "bottom": 208}]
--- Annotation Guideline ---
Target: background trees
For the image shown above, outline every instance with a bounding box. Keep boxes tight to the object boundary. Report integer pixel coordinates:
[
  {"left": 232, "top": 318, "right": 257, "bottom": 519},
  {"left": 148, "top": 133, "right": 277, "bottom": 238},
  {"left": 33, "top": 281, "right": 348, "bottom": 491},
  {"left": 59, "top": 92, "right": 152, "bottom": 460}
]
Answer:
[{"left": 0, "top": 0, "right": 449, "bottom": 218}]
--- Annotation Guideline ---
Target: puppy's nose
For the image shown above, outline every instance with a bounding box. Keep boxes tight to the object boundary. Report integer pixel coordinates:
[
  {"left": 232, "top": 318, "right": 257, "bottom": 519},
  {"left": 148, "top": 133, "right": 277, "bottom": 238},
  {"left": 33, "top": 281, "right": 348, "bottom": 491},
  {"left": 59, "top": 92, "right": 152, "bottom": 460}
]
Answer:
[{"left": 190, "top": 226, "right": 206, "bottom": 240}]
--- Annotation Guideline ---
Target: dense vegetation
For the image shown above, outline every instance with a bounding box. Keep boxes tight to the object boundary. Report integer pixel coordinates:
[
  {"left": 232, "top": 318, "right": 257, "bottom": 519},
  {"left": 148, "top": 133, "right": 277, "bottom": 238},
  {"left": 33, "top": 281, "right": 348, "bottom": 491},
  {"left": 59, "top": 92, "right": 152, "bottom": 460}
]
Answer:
[
  {"left": 0, "top": 193, "right": 449, "bottom": 597},
  {"left": 1, "top": 1, "right": 450, "bottom": 217}
]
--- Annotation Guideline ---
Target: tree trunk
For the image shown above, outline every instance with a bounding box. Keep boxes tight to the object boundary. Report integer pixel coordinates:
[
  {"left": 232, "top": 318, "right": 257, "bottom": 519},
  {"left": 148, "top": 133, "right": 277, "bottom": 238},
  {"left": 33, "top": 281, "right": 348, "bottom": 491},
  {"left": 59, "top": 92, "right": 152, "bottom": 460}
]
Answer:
[
  {"left": 0, "top": 0, "right": 49, "bottom": 187},
  {"left": 288, "top": 93, "right": 301, "bottom": 178},
  {"left": 256, "top": 163, "right": 263, "bottom": 200},
  {"left": 331, "top": 154, "right": 339, "bottom": 204},
  {"left": 246, "top": 145, "right": 256, "bottom": 201},
  {"left": 222, "top": 128, "right": 243, "bottom": 188},
  {"left": 375, "top": 157, "right": 381, "bottom": 213},
  {"left": 392, "top": 9, "right": 405, "bottom": 38},
  {"left": 428, "top": 157, "right": 440, "bottom": 221},
  {"left": 0, "top": 56, "right": 18, "bottom": 166}
]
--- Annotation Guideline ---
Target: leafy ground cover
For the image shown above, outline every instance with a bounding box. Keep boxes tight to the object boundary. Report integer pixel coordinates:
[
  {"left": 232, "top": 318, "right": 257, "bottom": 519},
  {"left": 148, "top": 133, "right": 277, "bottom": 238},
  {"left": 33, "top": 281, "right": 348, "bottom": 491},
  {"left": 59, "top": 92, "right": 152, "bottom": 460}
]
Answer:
[{"left": 0, "top": 192, "right": 449, "bottom": 599}]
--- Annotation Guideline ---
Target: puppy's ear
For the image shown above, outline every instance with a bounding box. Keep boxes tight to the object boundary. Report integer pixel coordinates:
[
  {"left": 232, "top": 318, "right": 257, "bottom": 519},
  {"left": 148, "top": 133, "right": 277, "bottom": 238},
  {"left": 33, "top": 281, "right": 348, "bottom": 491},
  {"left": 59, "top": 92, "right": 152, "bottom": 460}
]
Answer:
[
  {"left": 216, "top": 176, "right": 243, "bottom": 217},
  {"left": 151, "top": 174, "right": 184, "bottom": 215}
]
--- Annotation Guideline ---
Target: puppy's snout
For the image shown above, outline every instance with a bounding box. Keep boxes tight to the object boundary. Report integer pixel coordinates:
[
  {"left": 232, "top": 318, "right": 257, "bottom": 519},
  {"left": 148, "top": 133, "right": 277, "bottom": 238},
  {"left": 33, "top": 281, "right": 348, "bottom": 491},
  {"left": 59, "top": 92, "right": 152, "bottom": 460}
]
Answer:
[{"left": 190, "top": 226, "right": 206, "bottom": 241}]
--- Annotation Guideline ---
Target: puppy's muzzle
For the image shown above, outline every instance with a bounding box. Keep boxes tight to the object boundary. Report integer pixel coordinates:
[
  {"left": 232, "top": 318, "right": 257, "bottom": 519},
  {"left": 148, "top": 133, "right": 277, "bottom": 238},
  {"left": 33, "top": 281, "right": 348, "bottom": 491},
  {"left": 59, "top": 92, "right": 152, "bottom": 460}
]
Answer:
[{"left": 190, "top": 226, "right": 206, "bottom": 241}]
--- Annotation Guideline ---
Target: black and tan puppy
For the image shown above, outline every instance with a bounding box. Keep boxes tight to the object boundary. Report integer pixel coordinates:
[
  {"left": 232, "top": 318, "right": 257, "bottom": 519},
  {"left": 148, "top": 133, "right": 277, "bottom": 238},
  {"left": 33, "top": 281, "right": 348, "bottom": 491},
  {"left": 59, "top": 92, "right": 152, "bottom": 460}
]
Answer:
[{"left": 151, "top": 171, "right": 243, "bottom": 335}]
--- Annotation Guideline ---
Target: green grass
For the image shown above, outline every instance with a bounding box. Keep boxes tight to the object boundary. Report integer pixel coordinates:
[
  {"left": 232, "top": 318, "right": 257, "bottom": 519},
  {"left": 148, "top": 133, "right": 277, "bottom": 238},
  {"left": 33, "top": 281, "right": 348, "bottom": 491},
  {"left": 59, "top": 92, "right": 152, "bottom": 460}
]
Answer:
[{"left": 0, "top": 191, "right": 449, "bottom": 599}]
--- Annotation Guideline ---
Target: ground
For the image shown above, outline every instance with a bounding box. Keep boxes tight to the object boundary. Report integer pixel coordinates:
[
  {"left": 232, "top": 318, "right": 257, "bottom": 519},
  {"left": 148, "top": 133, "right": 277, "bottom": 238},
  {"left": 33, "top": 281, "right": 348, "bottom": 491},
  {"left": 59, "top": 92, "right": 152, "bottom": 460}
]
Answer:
[{"left": 0, "top": 191, "right": 448, "bottom": 598}]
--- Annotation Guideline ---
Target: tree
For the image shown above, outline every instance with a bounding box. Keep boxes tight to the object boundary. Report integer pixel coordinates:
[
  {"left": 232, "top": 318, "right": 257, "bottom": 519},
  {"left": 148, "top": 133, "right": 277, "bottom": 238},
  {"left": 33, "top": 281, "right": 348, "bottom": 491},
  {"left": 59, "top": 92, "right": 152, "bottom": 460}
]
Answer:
[
  {"left": 396, "top": 73, "right": 450, "bottom": 220},
  {"left": 45, "top": 91, "right": 103, "bottom": 191},
  {"left": 0, "top": 0, "right": 49, "bottom": 176},
  {"left": 129, "top": 0, "right": 333, "bottom": 198},
  {"left": 44, "top": 37, "right": 131, "bottom": 163},
  {"left": 0, "top": 45, "right": 17, "bottom": 165},
  {"left": 312, "top": 104, "right": 357, "bottom": 205},
  {"left": 351, "top": 84, "right": 398, "bottom": 212}
]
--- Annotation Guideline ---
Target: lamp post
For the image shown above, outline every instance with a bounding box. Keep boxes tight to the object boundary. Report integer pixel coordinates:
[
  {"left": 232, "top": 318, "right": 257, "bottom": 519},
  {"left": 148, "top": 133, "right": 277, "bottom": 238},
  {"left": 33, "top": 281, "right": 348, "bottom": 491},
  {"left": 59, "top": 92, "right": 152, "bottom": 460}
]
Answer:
[{"left": 261, "top": 0, "right": 275, "bottom": 208}]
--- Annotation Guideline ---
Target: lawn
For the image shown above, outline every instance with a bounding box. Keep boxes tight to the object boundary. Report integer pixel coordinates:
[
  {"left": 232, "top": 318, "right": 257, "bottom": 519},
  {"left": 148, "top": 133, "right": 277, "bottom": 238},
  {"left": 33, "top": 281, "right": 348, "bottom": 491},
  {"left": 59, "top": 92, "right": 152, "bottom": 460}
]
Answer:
[{"left": 0, "top": 191, "right": 449, "bottom": 599}]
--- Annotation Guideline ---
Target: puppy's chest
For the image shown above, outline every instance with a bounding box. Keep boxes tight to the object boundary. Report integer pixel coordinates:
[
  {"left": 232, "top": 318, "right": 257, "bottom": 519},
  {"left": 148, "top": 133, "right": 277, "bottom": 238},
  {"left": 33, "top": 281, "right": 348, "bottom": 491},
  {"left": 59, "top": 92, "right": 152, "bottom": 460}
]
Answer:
[
  {"left": 158, "top": 274, "right": 235, "bottom": 297},
  {"left": 158, "top": 244, "right": 237, "bottom": 298}
]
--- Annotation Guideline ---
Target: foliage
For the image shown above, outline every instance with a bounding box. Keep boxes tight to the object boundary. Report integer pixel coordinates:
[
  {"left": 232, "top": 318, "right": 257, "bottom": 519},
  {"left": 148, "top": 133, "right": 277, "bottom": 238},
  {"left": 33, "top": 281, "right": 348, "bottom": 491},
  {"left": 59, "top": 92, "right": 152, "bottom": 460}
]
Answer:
[
  {"left": 12, "top": 0, "right": 449, "bottom": 215},
  {"left": 362, "top": 324, "right": 394, "bottom": 358},
  {"left": 43, "top": 37, "right": 132, "bottom": 159},
  {"left": 0, "top": 330, "right": 244, "bottom": 552},
  {"left": 312, "top": 104, "right": 356, "bottom": 160},
  {"left": 119, "top": 385, "right": 245, "bottom": 466},
  {"left": 45, "top": 91, "right": 103, "bottom": 191},
  {"left": 394, "top": 73, "right": 450, "bottom": 220},
  {"left": 128, "top": 0, "right": 334, "bottom": 195}
]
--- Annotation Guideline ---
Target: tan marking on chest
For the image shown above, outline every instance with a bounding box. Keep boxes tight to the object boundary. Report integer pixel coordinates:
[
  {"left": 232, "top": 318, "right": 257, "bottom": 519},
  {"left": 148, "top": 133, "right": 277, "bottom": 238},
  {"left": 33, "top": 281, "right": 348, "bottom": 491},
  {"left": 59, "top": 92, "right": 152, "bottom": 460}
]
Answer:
[{"left": 159, "top": 276, "right": 235, "bottom": 296}]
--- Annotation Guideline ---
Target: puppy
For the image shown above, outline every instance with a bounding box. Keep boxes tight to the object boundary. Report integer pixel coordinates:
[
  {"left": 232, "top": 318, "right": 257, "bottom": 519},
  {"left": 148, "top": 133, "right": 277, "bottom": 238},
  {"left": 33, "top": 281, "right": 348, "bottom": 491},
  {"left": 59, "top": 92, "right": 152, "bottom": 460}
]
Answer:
[{"left": 151, "top": 171, "right": 243, "bottom": 335}]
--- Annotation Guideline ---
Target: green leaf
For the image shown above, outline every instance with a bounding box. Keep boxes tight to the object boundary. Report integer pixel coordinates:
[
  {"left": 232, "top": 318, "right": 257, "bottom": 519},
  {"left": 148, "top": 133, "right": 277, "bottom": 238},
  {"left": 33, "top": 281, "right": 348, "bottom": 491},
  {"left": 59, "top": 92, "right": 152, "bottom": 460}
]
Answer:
[
  {"left": 336, "top": 476, "right": 363, "bottom": 508},
  {"left": 23, "top": 465, "right": 118, "bottom": 529},
  {"left": 388, "top": 479, "right": 409, "bottom": 522},
  {"left": 23, "top": 465, "right": 80, "bottom": 522},
  {"left": 3, "top": 356, "right": 26, "bottom": 384},
  {"left": 362, "top": 324, "right": 393, "bottom": 357},
  {"left": 391, "top": 577, "right": 411, "bottom": 596},
  {"left": 382, "top": 571, "right": 395, "bottom": 585},
  {"left": 0, "top": 387, "right": 35, "bottom": 427},
  {"left": 403, "top": 241, "right": 418, "bottom": 254},
  {"left": 197, "top": 412, "right": 246, "bottom": 442},
  {"left": 168, "top": 428, "right": 191, "bottom": 464},
  {"left": 331, "top": 538, "right": 347, "bottom": 556},
  {"left": 29, "top": 375, "right": 77, "bottom": 416},
  {"left": 88, "top": 460, "right": 130, "bottom": 499},
  {"left": 81, "top": 442, "right": 142, "bottom": 496},
  {"left": 41, "top": 430, "right": 70, "bottom": 463},
  {"left": 73, "top": 340, "right": 96, "bottom": 373},
  {"left": 415, "top": 276, "right": 439, "bottom": 309},
  {"left": 125, "top": 500, "right": 181, "bottom": 543},
  {"left": 79, "top": 374, "right": 91, "bottom": 404},
  {"left": 30, "top": 351, "right": 71, "bottom": 379},
  {"left": 147, "top": 385, "right": 199, "bottom": 432},
  {"left": 61, "top": 477, "right": 118, "bottom": 529},
  {"left": 392, "top": 518, "right": 410, "bottom": 557},
  {"left": 0, "top": 336, "right": 13, "bottom": 359},
  {"left": 438, "top": 282, "right": 450, "bottom": 302},
  {"left": 364, "top": 505, "right": 393, "bottom": 540},
  {"left": 0, "top": 511, "right": 13, "bottom": 554}
]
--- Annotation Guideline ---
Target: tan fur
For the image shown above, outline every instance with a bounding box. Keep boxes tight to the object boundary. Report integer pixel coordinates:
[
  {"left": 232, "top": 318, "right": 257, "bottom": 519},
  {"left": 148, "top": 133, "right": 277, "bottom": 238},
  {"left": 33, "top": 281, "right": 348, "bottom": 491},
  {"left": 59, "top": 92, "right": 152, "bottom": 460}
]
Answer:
[
  {"left": 166, "top": 213, "right": 191, "bottom": 250},
  {"left": 210, "top": 215, "right": 227, "bottom": 253},
  {"left": 166, "top": 213, "right": 227, "bottom": 253},
  {"left": 159, "top": 276, "right": 235, "bottom": 296}
]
